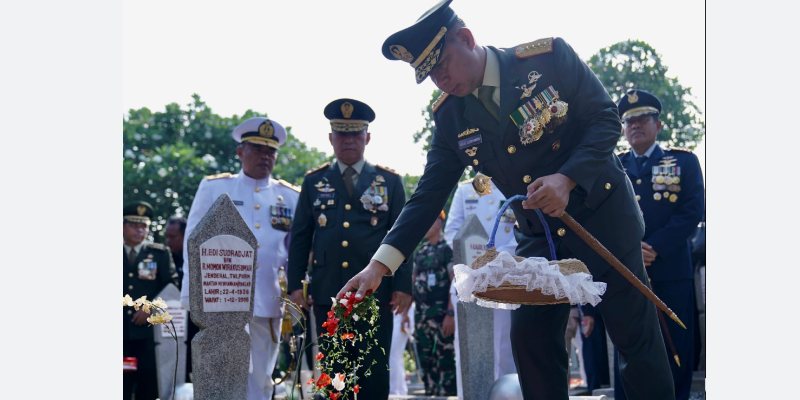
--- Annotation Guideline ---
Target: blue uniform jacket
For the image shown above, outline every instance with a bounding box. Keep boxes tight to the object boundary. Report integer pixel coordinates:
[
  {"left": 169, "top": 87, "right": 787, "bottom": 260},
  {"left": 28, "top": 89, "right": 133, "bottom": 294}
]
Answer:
[
  {"left": 619, "top": 145, "right": 704, "bottom": 282},
  {"left": 383, "top": 37, "right": 644, "bottom": 276}
]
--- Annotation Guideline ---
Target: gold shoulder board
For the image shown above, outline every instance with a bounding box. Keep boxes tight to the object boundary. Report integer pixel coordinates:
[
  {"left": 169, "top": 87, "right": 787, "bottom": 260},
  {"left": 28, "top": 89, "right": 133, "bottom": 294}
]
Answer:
[
  {"left": 305, "top": 162, "right": 330, "bottom": 176},
  {"left": 375, "top": 164, "right": 399, "bottom": 175},
  {"left": 205, "top": 172, "right": 234, "bottom": 181},
  {"left": 666, "top": 146, "right": 692, "bottom": 153},
  {"left": 515, "top": 37, "right": 554, "bottom": 59},
  {"left": 432, "top": 91, "right": 451, "bottom": 113},
  {"left": 277, "top": 178, "right": 300, "bottom": 192}
]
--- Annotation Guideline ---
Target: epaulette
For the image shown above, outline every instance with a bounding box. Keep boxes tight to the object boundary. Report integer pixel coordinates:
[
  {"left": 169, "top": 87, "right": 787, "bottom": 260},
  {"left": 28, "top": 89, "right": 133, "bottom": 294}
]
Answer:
[
  {"left": 305, "top": 162, "right": 330, "bottom": 176},
  {"left": 375, "top": 164, "right": 399, "bottom": 175},
  {"left": 515, "top": 37, "right": 554, "bottom": 59},
  {"left": 276, "top": 178, "right": 300, "bottom": 192},
  {"left": 666, "top": 146, "right": 693, "bottom": 153},
  {"left": 205, "top": 172, "right": 234, "bottom": 181},
  {"left": 432, "top": 91, "right": 450, "bottom": 113},
  {"left": 145, "top": 242, "right": 168, "bottom": 251}
]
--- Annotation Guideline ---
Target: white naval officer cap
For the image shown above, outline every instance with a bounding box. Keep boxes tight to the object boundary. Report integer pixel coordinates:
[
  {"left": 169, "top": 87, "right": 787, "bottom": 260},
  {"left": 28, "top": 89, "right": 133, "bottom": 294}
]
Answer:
[{"left": 232, "top": 117, "right": 287, "bottom": 149}]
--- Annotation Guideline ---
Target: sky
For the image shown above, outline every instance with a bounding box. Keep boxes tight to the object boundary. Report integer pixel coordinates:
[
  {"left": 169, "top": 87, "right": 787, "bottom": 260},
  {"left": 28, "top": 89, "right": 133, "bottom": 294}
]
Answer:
[{"left": 123, "top": 0, "right": 705, "bottom": 176}]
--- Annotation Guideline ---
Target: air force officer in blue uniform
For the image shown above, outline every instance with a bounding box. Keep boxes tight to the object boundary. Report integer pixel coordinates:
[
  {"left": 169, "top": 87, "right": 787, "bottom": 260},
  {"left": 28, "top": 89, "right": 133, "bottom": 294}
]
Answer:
[
  {"left": 337, "top": 1, "right": 675, "bottom": 399},
  {"left": 616, "top": 89, "right": 705, "bottom": 400}
]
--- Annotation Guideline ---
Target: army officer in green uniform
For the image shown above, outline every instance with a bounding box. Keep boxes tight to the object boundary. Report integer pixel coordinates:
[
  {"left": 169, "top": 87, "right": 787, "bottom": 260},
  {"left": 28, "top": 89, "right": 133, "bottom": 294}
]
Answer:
[
  {"left": 287, "top": 98, "right": 412, "bottom": 399},
  {"left": 339, "top": 1, "right": 675, "bottom": 399},
  {"left": 123, "top": 201, "right": 178, "bottom": 400}
]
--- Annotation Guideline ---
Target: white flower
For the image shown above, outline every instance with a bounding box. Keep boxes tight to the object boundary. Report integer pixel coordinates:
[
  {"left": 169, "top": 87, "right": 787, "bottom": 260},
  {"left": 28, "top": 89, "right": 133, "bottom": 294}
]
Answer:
[
  {"left": 339, "top": 298, "right": 349, "bottom": 307},
  {"left": 330, "top": 297, "right": 337, "bottom": 306},
  {"left": 122, "top": 294, "right": 134, "bottom": 307},
  {"left": 352, "top": 314, "right": 360, "bottom": 321},
  {"left": 157, "top": 168, "right": 168, "bottom": 178},
  {"left": 332, "top": 373, "right": 345, "bottom": 391},
  {"left": 151, "top": 298, "right": 168, "bottom": 310}
]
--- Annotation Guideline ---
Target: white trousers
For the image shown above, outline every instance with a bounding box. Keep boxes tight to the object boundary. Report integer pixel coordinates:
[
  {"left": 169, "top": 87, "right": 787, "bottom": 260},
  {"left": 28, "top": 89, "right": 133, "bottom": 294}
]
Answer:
[
  {"left": 389, "top": 303, "right": 415, "bottom": 395},
  {"left": 247, "top": 316, "right": 281, "bottom": 400}
]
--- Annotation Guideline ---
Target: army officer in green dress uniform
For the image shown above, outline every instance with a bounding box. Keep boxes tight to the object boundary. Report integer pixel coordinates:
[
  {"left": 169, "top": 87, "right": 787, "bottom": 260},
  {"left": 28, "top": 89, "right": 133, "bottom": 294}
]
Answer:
[
  {"left": 287, "top": 98, "right": 412, "bottom": 399},
  {"left": 338, "top": 1, "right": 675, "bottom": 399},
  {"left": 123, "top": 201, "right": 178, "bottom": 400},
  {"left": 616, "top": 89, "right": 705, "bottom": 400}
]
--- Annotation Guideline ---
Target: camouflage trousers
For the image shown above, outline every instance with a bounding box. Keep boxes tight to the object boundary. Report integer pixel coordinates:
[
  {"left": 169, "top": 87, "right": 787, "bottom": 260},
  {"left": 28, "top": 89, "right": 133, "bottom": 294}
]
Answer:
[{"left": 414, "top": 314, "right": 457, "bottom": 396}]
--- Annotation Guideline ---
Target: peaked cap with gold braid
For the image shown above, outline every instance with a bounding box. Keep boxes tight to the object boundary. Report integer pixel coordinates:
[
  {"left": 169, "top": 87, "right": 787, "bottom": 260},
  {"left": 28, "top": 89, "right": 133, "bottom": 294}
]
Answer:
[
  {"left": 324, "top": 98, "right": 376, "bottom": 133},
  {"left": 232, "top": 117, "right": 287, "bottom": 149}
]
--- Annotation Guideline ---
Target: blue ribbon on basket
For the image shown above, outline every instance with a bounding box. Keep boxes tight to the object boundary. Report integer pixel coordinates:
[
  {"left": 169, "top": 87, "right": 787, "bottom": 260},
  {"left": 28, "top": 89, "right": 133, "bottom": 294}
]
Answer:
[{"left": 486, "top": 194, "right": 557, "bottom": 261}]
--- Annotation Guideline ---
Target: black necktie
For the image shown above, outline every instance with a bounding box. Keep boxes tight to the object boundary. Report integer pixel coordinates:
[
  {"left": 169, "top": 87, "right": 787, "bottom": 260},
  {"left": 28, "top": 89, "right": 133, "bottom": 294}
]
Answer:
[
  {"left": 636, "top": 156, "right": 648, "bottom": 174},
  {"left": 343, "top": 166, "right": 356, "bottom": 197},
  {"left": 128, "top": 248, "right": 137, "bottom": 264},
  {"left": 478, "top": 85, "right": 500, "bottom": 120}
]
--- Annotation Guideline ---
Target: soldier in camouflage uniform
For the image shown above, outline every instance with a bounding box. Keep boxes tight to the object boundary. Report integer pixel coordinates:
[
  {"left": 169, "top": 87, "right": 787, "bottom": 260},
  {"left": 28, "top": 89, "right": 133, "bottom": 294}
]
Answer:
[{"left": 412, "top": 211, "right": 457, "bottom": 396}]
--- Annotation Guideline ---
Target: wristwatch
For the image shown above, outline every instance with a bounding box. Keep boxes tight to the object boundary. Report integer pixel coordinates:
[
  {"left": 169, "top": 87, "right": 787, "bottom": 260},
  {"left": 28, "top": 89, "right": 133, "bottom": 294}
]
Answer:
[{"left": 445, "top": 309, "right": 454, "bottom": 317}]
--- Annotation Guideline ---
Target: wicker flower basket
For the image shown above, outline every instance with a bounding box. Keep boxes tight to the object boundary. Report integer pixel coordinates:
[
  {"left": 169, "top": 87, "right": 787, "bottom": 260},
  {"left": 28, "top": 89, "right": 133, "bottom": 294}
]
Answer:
[{"left": 470, "top": 247, "right": 592, "bottom": 305}]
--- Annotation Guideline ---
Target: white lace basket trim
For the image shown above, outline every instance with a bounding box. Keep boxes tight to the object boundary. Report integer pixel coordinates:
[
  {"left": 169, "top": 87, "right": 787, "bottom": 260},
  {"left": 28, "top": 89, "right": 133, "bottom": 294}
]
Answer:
[{"left": 453, "top": 251, "right": 607, "bottom": 310}]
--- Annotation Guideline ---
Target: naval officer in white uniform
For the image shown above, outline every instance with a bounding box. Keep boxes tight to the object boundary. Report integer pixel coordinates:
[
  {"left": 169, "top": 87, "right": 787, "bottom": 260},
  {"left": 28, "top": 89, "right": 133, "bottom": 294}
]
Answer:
[{"left": 180, "top": 117, "right": 300, "bottom": 400}]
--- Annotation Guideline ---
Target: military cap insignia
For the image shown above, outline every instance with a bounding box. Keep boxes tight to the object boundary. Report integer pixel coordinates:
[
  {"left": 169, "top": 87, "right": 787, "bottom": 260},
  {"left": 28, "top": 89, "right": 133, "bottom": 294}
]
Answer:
[
  {"left": 258, "top": 120, "right": 275, "bottom": 138},
  {"left": 136, "top": 205, "right": 147, "bottom": 216},
  {"left": 515, "top": 38, "right": 553, "bottom": 59},
  {"left": 465, "top": 146, "right": 478, "bottom": 157},
  {"left": 389, "top": 44, "right": 414, "bottom": 63},
  {"left": 341, "top": 102, "right": 354, "bottom": 119},
  {"left": 432, "top": 91, "right": 450, "bottom": 113},
  {"left": 627, "top": 90, "right": 639, "bottom": 104}
]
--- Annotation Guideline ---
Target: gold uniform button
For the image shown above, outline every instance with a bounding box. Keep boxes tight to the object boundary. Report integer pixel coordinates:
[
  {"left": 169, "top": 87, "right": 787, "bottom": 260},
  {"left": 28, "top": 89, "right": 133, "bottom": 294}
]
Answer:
[
  {"left": 343, "top": 221, "right": 350, "bottom": 228},
  {"left": 345, "top": 204, "right": 352, "bottom": 211},
  {"left": 128, "top": 273, "right": 134, "bottom": 278},
  {"left": 523, "top": 175, "right": 532, "bottom": 184},
  {"left": 473, "top": 159, "right": 479, "bottom": 166},
  {"left": 636, "top": 179, "right": 642, "bottom": 185},
  {"left": 507, "top": 145, "right": 517, "bottom": 154},
  {"left": 255, "top": 204, "right": 261, "bottom": 210},
  {"left": 127, "top": 310, "right": 133, "bottom": 315},
  {"left": 313, "top": 259, "right": 318, "bottom": 265},
  {"left": 255, "top": 187, "right": 261, "bottom": 193},
  {"left": 635, "top": 195, "right": 641, "bottom": 201},
  {"left": 128, "top": 285, "right": 134, "bottom": 290},
  {"left": 557, "top": 228, "right": 566, "bottom": 237},
  {"left": 342, "top": 261, "right": 349, "bottom": 268},
  {"left": 604, "top": 182, "right": 612, "bottom": 190},
  {"left": 341, "top": 240, "right": 349, "bottom": 248},
  {"left": 255, "top": 223, "right": 261, "bottom": 229}
]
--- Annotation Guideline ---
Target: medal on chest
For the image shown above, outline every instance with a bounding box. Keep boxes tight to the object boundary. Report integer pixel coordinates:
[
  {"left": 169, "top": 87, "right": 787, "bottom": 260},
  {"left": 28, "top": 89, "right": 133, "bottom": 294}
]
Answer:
[
  {"left": 510, "top": 85, "right": 569, "bottom": 145},
  {"left": 360, "top": 175, "right": 389, "bottom": 221},
  {"left": 270, "top": 195, "right": 293, "bottom": 232},
  {"left": 651, "top": 157, "right": 681, "bottom": 203}
]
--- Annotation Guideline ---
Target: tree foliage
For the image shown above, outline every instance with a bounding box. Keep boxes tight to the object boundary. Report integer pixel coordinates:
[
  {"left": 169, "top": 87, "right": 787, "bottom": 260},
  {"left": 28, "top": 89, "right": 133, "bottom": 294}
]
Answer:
[
  {"left": 413, "top": 40, "right": 704, "bottom": 153},
  {"left": 588, "top": 40, "right": 705, "bottom": 150},
  {"left": 123, "top": 94, "right": 330, "bottom": 236}
]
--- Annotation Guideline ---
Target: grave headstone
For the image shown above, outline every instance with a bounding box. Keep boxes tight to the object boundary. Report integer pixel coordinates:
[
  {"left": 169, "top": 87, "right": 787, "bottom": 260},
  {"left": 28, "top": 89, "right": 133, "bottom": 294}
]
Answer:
[
  {"left": 188, "top": 194, "right": 258, "bottom": 400},
  {"left": 452, "top": 214, "right": 494, "bottom": 400}
]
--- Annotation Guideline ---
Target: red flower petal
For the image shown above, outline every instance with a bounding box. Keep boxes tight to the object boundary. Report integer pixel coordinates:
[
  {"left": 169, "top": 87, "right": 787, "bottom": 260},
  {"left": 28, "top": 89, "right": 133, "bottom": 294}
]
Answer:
[{"left": 353, "top": 384, "right": 360, "bottom": 394}]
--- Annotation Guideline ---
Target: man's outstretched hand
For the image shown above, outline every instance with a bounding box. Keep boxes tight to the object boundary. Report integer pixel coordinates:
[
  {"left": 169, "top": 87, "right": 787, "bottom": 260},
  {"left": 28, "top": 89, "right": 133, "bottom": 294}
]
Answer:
[{"left": 337, "top": 260, "right": 391, "bottom": 300}]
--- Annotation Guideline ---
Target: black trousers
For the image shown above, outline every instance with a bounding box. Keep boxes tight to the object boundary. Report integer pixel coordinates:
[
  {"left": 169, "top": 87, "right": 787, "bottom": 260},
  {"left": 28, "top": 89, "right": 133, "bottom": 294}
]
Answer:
[
  {"left": 312, "top": 304, "right": 393, "bottom": 400},
  {"left": 580, "top": 313, "right": 610, "bottom": 391},
  {"left": 510, "top": 246, "right": 674, "bottom": 399},
  {"left": 123, "top": 338, "right": 159, "bottom": 400}
]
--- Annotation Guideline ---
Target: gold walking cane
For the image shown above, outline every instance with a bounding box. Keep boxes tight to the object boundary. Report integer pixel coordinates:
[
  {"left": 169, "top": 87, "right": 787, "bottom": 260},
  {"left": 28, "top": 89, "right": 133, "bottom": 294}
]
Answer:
[
  {"left": 558, "top": 212, "right": 686, "bottom": 330},
  {"left": 472, "top": 173, "right": 686, "bottom": 329}
]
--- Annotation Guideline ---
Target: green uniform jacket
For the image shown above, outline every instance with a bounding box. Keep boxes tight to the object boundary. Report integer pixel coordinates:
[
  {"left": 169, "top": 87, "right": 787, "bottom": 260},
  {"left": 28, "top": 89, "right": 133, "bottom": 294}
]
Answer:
[
  {"left": 288, "top": 161, "right": 412, "bottom": 307},
  {"left": 123, "top": 242, "right": 178, "bottom": 340}
]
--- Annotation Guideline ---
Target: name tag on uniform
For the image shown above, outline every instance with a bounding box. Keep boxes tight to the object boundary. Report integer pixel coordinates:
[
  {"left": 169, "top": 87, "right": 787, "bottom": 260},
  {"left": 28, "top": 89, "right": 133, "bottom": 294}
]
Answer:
[
  {"left": 233, "top": 200, "right": 244, "bottom": 206},
  {"left": 138, "top": 260, "right": 157, "bottom": 280},
  {"left": 427, "top": 272, "right": 437, "bottom": 287},
  {"left": 458, "top": 134, "right": 482, "bottom": 150}
]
